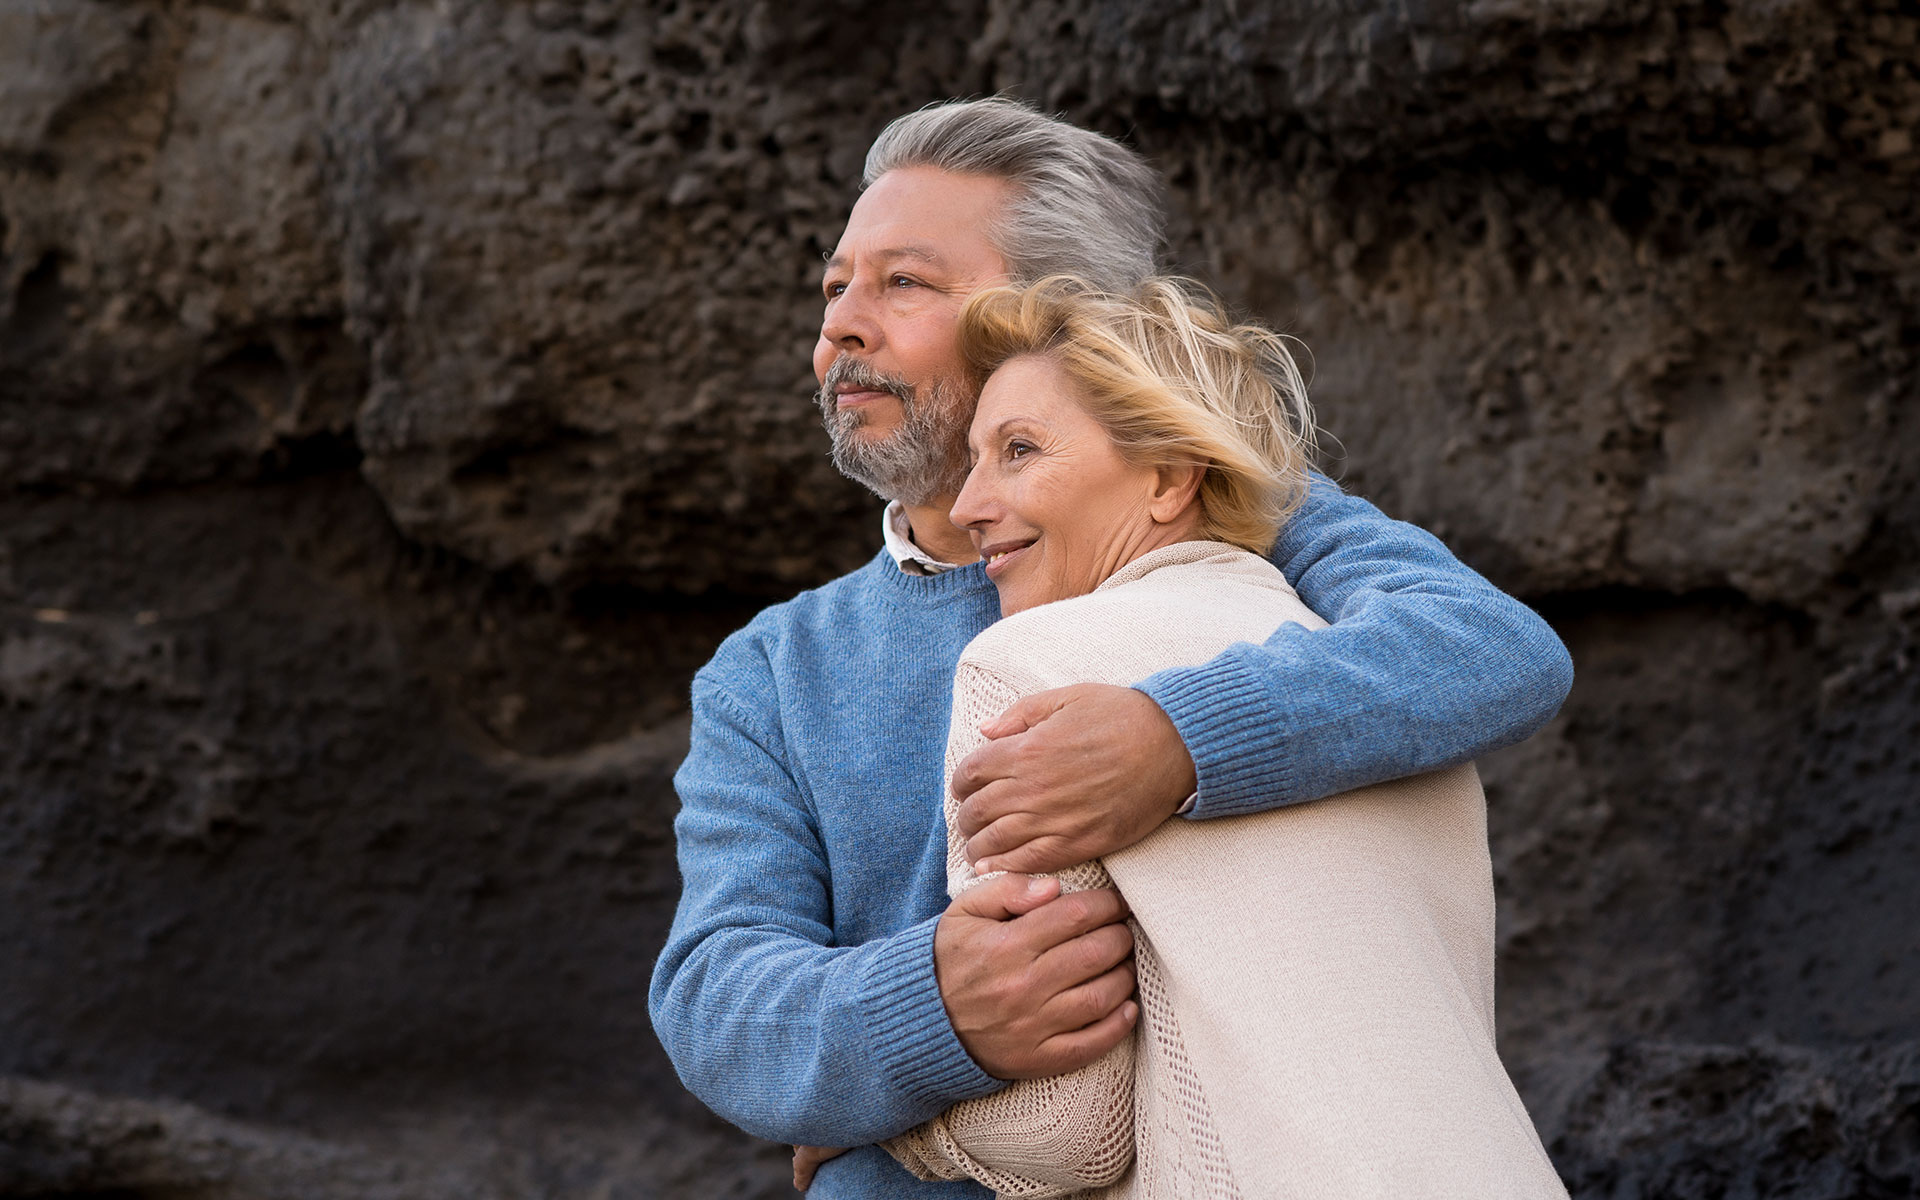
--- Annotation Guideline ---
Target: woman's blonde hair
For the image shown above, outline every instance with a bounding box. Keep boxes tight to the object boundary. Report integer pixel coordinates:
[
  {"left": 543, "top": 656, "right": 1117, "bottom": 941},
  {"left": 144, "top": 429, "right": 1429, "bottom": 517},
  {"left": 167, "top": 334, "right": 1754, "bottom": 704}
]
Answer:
[{"left": 956, "top": 276, "right": 1317, "bottom": 554}]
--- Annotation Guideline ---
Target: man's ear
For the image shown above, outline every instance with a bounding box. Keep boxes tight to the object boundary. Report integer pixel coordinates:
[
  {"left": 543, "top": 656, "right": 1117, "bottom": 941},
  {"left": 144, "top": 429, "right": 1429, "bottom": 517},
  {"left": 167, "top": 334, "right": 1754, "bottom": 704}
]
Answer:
[{"left": 1148, "top": 460, "right": 1207, "bottom": 525}]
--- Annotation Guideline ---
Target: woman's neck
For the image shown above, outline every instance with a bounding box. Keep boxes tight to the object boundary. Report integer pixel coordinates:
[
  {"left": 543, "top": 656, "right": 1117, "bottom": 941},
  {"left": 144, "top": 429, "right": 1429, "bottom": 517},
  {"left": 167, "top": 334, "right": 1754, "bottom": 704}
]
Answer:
[{"left": 1124, "top": 509, "right": 1206, "bottom": 567}]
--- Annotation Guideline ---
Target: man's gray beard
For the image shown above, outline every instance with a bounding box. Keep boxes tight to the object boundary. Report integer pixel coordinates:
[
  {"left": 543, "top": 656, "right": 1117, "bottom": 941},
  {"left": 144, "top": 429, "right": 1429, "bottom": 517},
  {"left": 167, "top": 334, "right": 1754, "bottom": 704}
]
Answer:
[{"left": 815, "top": 359, "right": 973, "bottom": 507}]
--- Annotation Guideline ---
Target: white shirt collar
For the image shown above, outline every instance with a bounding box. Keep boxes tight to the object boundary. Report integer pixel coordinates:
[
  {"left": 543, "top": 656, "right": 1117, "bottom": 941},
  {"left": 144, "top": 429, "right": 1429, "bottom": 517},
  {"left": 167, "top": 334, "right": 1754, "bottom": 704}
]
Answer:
[{"left": 881, "top": 500, "right": 967, "bottom": 576}]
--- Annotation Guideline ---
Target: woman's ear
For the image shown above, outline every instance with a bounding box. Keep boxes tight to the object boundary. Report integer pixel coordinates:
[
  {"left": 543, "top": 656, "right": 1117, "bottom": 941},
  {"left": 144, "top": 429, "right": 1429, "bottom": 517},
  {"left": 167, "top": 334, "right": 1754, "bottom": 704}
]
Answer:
[{"left": 1148, "top": 460, "right": 1206, "bottom": 525}]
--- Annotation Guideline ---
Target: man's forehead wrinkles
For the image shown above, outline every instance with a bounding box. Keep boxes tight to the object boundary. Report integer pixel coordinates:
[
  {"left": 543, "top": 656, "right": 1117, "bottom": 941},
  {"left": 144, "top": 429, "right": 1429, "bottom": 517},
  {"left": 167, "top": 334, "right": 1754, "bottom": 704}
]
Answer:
[{"left": 821, "top": 244, "right": 947, "bottom": 277}]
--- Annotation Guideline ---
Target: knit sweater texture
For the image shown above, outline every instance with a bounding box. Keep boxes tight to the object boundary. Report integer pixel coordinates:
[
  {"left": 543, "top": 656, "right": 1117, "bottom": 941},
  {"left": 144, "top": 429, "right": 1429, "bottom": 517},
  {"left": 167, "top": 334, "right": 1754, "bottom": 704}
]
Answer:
[
  {"left": 882, "top": 542, "right": 1568, "bottom": 1199},
  {"left": 648, "top": 475, "right": 1573, "bottom": 1199}
]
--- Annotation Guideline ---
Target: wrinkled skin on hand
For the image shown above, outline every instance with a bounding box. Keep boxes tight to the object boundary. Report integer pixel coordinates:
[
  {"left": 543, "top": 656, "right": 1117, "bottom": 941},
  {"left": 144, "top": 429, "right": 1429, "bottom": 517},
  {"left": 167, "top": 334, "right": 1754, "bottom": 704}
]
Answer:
[
  {"left": 932, "top": 872, "right": 1139, "bottom": 1080},
  {"left": 952, "top": 684, "right": 1197, "bottom": 875}
]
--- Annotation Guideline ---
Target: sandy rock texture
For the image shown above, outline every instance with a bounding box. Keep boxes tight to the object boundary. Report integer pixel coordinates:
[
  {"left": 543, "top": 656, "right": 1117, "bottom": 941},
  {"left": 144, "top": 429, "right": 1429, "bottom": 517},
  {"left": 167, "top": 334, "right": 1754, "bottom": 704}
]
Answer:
[{"left": 2, "top": 0, "right": 1915, "bottom": 1195}]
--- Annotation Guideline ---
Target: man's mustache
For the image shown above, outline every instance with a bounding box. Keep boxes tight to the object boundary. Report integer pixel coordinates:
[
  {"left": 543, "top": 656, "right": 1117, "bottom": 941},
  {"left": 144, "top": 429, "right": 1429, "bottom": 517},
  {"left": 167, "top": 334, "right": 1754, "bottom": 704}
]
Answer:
[{"left": 817, "top": 356, "right": 915, "bottom": 409}]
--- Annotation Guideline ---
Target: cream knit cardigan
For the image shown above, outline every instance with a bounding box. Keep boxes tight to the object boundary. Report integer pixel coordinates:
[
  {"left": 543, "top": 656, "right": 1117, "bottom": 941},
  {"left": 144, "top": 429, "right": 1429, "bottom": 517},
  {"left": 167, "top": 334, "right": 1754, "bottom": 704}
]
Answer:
[{"left": 882, "top": 541, "right": 1567, "bottom": 1199}]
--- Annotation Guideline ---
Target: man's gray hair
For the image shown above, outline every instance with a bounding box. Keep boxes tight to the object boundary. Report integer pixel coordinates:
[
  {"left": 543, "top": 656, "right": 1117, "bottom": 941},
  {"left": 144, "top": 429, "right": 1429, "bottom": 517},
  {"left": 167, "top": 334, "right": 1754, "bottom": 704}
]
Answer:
[{"left": 863, "top": 97, "right": 1166, "bottom": 293}]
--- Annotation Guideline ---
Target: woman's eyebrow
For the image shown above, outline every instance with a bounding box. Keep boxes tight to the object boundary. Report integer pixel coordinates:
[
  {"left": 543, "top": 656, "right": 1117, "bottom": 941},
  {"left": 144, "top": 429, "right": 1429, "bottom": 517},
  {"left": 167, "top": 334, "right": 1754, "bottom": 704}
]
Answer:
[{"left": 968, "top": 418, "right": 1019, "bottom": 454}]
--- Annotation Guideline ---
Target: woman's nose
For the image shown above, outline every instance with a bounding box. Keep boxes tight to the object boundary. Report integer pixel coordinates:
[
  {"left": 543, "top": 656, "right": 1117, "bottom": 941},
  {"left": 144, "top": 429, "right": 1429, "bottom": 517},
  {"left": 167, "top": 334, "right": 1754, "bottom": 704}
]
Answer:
[{"left": 949, "top": 461, "right": 994, "bottom": 530}]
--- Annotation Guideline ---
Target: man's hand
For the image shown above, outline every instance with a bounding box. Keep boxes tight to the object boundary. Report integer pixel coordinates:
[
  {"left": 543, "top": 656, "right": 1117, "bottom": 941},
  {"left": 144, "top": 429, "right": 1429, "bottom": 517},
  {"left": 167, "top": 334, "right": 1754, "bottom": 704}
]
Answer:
[
  {"left": 933, "top": 873, "right": 1138, "bottom": 1080},
  {"left": 791, "top": 1145, "right": 845, "bottom": 1191},
  {"left": 952, "top": 683, "right": 1197, "bottom": 875}
]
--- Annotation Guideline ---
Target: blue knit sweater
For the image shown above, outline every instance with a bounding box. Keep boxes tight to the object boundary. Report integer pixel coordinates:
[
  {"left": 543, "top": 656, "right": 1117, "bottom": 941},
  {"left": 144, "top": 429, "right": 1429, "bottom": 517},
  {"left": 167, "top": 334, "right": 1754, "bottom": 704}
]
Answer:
[{"left": 647, "top": 475, "right": 1572, "bottom": 1198}]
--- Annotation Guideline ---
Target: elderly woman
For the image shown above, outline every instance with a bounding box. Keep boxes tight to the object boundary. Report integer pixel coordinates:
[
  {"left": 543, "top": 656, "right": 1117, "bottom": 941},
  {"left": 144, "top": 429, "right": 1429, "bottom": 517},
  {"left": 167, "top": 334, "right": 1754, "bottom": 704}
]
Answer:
[{"left": 865, "top": 277, "right": 1568, "bottom": 1198}]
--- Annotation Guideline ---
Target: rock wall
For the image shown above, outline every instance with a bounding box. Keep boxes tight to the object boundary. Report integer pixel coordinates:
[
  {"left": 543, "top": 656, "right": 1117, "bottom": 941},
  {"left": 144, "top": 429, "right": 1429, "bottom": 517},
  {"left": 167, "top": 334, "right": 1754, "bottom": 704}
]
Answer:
[{"left": 2, "top": 0, "right": 1915, "bottom": 1195}]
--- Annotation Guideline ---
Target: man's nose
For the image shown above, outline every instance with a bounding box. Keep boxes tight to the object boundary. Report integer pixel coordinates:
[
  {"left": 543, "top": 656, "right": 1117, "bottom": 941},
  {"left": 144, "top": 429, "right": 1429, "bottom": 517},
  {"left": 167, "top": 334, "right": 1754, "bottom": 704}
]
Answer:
[{"left": 820, "top": 279, "right": 880, "bottom": 352}]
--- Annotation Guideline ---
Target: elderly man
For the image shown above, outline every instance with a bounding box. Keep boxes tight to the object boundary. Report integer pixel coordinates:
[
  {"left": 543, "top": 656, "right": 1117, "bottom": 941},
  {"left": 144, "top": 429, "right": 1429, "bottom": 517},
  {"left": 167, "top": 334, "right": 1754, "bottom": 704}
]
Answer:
[{"left": 649, "top": 98, "right": 1572, "bottom": 1198}]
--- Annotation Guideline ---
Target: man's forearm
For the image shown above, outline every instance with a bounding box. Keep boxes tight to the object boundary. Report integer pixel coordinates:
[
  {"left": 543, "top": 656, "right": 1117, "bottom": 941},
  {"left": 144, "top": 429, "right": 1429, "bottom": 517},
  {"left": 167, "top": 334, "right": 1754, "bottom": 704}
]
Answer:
[
  {"left": 1138, "top": 475, "right": 1571, "bottom": 817},
  {"left": 649, "top": 912, "right": 1003, "bottom": 1146},
  {"left": 651, "top": 664, "right": 1006, "bottom": 1145}
]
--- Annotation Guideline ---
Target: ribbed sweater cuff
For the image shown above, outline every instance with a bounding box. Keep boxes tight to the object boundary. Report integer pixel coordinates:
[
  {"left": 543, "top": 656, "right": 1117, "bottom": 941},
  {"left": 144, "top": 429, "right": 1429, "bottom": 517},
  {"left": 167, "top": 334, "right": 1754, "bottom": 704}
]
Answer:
[
  {"left": 856, "top": 914, "right": 1003, "bottom": 1113},
  {"left": 1137, "top": 651, "right": 1303, "bottom": 820}
]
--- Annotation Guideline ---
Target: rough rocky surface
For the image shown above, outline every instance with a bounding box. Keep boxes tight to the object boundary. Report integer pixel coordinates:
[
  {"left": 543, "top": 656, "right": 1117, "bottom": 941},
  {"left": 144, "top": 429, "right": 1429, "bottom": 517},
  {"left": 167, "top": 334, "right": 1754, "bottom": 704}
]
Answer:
[{"left": 2, "top": 0, "right": 1915, "bottom": 1195}]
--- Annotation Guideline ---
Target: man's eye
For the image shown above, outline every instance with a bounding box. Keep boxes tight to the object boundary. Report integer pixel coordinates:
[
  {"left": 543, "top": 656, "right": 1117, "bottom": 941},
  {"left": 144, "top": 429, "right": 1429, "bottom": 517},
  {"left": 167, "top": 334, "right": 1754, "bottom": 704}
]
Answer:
[
  {"left": 890, "top": 274, "right": 916, "bottom": 288},
  {"left": 823, "top": 281, "right": 846, "bottom": 298}
]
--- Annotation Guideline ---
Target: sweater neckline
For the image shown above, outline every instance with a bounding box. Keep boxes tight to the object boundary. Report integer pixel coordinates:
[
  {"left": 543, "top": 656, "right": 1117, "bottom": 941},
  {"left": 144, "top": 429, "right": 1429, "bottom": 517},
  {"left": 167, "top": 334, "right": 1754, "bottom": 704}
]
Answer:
[
  {"left": 868, "top": 548, "right": 995, "bottom": 600},
  {"left": 1095, "top": 540, "right": 1256, "bottom": 593}
]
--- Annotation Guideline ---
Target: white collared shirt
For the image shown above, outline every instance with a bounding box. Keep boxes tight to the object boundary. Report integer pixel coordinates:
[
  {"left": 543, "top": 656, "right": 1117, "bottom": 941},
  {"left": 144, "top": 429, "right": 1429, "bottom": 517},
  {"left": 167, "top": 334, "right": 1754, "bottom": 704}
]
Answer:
[{"left": 881, "top": 500, "right": 967, "bottom": 576}]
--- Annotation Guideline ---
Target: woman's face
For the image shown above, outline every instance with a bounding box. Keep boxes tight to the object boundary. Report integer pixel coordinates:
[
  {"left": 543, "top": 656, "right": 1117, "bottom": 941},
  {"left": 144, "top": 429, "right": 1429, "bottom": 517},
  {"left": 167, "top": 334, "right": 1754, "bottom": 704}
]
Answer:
[{"left": 950, "top": 354, "right": 1191, "bottom": 616}]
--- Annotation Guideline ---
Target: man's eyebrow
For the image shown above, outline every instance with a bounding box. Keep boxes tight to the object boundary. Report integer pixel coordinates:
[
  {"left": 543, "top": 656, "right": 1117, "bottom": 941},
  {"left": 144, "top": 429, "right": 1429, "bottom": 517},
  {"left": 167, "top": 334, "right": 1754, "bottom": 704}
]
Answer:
[{"left": 821, "top": 245, "right": 947, "bottom": 277}]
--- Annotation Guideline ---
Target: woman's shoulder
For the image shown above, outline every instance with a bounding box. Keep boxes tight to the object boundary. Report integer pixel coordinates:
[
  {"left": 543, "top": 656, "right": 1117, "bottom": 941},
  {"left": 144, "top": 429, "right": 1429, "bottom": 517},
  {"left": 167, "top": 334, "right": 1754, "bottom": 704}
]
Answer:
[{"left": 959, "top": 541, "right": 1325, "bottom": 692}]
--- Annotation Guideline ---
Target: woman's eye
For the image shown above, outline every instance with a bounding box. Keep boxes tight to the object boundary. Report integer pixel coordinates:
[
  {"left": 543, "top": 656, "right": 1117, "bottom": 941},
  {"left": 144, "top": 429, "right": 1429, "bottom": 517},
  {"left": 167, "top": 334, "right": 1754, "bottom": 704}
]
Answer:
[
  {"left": 1007, "top": 440, "right": 1034, "bottom": 459},
  {"left": 890, "top": 274, "right": 916, "bottom": 288}
]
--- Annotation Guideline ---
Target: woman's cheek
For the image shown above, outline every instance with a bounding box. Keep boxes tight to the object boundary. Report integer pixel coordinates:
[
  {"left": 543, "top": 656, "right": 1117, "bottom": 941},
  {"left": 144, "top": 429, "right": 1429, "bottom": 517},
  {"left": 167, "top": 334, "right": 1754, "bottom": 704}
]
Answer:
[{"left": 1027, "top": 465, "right": 1075, "bottom": 519}]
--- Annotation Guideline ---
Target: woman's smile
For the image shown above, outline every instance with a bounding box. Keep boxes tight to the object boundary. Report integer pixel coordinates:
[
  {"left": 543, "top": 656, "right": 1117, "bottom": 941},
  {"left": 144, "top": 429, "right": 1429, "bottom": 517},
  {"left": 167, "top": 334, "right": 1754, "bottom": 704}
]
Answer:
[{"left": 979, "top": 538, "right": 1037, "bottom": 577}]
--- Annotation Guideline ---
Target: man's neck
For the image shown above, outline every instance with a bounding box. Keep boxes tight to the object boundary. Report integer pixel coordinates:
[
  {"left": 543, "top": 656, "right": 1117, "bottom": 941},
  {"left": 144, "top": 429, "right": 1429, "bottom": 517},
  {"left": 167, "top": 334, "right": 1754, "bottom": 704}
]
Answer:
[{"left": 900, "top": 496, "right": 979, "bottom": 566}]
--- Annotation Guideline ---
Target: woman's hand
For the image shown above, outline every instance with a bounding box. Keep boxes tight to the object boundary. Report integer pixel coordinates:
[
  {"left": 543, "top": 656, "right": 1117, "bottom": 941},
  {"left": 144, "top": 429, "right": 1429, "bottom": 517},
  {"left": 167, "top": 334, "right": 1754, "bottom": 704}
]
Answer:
[{"left": 792, "top": 1145, "right": 847, "bottom": 1191}]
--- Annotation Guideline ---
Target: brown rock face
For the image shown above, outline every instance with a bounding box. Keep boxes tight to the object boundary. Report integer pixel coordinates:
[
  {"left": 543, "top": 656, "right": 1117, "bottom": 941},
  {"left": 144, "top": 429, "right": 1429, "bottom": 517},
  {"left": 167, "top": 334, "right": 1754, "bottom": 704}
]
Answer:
[{"left": 2, "top": 1, "right": 1915, "bottom": 1196}]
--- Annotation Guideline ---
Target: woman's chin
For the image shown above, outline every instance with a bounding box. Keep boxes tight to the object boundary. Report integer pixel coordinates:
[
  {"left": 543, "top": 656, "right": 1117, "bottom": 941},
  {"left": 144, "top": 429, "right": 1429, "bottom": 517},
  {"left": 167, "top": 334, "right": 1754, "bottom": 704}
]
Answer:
[
  {"left": 994, "top": 582, "right": 1071, "bottom": 618},
  {"left": 994, "top": 585, "right": 1038, "bottom": 618}
]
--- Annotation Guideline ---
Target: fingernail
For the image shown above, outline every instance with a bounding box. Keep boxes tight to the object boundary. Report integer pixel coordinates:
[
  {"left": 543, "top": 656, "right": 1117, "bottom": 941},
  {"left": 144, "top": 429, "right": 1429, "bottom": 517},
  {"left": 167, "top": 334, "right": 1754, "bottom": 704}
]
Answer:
[
  {"left": 1123, "top": 1001, "right": 1139, "bottom": 1023},
  {"left": 1025, "top": 877, "right": 1050, "bottom": 897}
]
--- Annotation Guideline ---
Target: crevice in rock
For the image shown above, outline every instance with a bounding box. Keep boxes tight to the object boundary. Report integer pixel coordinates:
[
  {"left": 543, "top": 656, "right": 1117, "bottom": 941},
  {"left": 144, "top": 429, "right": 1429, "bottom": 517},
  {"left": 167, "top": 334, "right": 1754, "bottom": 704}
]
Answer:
[
  {"left": 1529, "top": 583, "right": 1819, "bottom": 630},
  {"left": 258, "top": 430, "right": 364, "bottom": 482},
  {"left": 193, "top": 340, "right": 292, "bottom": 414},
  {"left": 6, "top": 251, "right": 72, "bottom": 351}
]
